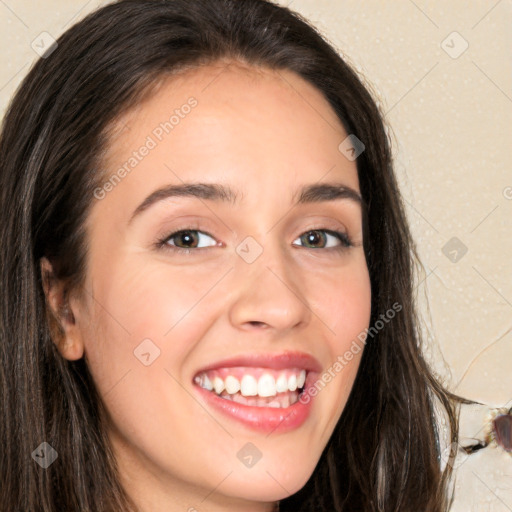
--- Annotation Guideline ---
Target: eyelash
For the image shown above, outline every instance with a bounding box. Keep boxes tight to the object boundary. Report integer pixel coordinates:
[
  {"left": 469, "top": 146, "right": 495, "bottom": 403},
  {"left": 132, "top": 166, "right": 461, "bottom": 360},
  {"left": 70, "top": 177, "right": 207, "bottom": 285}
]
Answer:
[{"left": 154, "top": 225, "right": 354, "bottom": 255}]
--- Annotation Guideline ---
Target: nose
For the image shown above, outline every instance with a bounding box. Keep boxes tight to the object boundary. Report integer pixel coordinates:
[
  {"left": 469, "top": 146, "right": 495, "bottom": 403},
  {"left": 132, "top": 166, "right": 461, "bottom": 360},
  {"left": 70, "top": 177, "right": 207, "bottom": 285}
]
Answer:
[{"left": 227, "top": 243, "right": 312, "bottom": 334}]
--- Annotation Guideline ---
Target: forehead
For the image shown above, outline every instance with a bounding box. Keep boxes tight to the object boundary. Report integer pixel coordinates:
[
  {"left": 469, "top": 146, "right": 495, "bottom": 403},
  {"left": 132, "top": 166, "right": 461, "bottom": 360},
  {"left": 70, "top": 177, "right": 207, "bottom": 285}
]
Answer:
[
  {"left": 96, "top": 61, "right": 359, "bottom": 216},
  {"left": 105, "top": 61, "right": 349, "bottom": 160},
  {"left": 113, "top": 60, "right": 344, "bottom": 129}
]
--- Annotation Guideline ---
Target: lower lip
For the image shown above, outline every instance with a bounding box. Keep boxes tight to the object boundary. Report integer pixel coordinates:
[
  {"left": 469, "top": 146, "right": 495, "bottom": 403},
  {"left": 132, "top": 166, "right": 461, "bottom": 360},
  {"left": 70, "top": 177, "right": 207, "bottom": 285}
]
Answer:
[{"left": 193, "top": 373, "right": 317, "bottom": 434}]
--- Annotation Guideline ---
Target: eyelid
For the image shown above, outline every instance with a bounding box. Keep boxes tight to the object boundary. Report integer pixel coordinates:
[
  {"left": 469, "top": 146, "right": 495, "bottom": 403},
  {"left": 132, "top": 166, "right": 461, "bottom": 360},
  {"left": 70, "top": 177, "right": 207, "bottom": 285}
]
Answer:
[{"left": 300, "top": 219, "right": 349, "bottom": 235}]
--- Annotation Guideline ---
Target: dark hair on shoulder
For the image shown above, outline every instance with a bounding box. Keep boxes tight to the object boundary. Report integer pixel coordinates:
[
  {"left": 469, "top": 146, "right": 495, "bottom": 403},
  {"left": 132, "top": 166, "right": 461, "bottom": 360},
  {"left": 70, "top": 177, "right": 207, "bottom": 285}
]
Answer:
[{"left": 0, "top": 0, "right": 466, "bottom": 510}]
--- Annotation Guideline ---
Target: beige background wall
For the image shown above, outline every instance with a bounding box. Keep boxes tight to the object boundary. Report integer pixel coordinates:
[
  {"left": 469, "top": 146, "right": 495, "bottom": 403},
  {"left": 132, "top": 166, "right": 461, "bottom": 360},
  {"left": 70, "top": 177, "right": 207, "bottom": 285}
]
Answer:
[{"left": 1, "top": 1, "right": 510, "bottom": 510}]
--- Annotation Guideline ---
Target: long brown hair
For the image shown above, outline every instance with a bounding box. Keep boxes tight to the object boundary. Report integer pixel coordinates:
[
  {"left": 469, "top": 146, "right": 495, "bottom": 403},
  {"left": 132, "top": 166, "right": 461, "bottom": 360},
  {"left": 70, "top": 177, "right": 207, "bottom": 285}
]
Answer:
[{"left": 0, "top": 0, "right": 465, "bottom": 510}]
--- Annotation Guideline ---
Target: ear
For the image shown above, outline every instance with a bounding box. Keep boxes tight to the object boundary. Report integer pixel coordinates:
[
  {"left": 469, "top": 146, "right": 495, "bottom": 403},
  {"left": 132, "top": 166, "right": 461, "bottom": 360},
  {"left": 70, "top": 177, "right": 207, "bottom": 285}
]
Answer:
[{"left": 40, "top": 257, "right": 85, "bottom": 361}]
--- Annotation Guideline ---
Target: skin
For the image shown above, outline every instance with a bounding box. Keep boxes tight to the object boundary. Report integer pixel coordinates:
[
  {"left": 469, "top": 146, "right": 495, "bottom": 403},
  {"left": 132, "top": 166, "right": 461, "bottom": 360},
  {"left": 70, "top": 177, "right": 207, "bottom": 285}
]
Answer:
[{"left": 41, "top": 61, "right": 372, "bottom": 512}]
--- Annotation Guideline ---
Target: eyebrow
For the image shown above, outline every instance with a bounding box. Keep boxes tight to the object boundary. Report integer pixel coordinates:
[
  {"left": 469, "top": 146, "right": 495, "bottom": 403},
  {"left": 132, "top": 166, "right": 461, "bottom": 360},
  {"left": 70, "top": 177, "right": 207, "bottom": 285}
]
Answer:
[{"left": 128, "top": 181, "right": 364, "bottom": 224}]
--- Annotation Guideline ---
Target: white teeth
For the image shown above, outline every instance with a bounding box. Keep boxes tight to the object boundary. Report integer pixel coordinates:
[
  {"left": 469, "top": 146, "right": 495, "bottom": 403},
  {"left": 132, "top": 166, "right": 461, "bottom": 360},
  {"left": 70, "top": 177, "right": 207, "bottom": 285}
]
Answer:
[
  {"left": 288, "top": 374, "right": 297, "bottom": 392},
  {"left": 257, "top": 373, "right": 276, "bottom": 397},
  {"left": 240, "top": 375, "right": 258, "bottom": 396},
  {"left": 213, "top": 376, "right": 224, "bottom": 394},
  {"left": 297, "top": 369, "right": 306, "bottom": 388},
  {"left": 275, "top": 374, "right": 288, "bottom": 393},
  {"left": 195, "top": 369, "right": 308, "bottom": 396},
  {"left": 196, "top": 374, "right": 213, "bottom": 391},
  {"left": 224, "top": 375, "right": 240, "bottom": 394}
]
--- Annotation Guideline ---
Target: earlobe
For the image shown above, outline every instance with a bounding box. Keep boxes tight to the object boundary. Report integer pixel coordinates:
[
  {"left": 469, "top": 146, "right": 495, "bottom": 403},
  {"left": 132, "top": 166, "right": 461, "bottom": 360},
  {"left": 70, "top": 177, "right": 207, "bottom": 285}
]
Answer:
[{"left": 40, "top": 257, "right": 85, "bottom": 361}]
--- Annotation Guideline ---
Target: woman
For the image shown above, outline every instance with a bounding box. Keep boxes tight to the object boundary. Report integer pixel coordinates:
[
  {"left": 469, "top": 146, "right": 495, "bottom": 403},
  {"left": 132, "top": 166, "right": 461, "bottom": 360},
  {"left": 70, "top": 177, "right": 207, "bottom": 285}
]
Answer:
[{"left": 0, "top": 0, "right": 465, "bottom": 510}]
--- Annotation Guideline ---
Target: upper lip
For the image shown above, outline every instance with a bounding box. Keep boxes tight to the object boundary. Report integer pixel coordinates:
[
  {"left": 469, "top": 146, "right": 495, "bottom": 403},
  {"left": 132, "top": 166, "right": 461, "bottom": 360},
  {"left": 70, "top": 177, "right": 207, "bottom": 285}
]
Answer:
[{"left": 193, "top": 350, "right": 323, "bottom": 376}]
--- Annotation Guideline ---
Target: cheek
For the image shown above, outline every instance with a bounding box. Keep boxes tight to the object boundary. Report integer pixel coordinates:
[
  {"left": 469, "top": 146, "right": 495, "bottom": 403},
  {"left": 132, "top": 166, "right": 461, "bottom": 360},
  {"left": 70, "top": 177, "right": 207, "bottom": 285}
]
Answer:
[
  {"left": 308, "top": 259, "right": 372, "bottom": 346},
  {"left": 120, "top": 259, "right": 227, "bottom": 329},
  {"left": 303, "top": 259, "right": 371, "bottom": 426},
  {"left": 81, "top": 260, "right": 222, "bottom": 387},
  {"left": 89, "top": 256, "right": 215, "bottom": 338},
  {"left": 79, "top": 264, "right": 211, "bottom": 444}
]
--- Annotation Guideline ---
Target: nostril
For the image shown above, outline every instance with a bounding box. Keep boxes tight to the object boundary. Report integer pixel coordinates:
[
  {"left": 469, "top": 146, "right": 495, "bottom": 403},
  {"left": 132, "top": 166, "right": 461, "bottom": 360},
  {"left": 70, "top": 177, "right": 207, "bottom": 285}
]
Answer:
[{"left": 249, "top": 321, "right": 266, "bottom": 327}]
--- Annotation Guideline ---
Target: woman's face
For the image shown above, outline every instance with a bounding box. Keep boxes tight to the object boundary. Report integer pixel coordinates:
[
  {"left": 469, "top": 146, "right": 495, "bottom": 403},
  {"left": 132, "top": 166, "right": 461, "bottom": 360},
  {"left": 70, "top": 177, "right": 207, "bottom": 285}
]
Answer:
[{"left": 57, "top": 62, "right": 371, "bottom": 510}]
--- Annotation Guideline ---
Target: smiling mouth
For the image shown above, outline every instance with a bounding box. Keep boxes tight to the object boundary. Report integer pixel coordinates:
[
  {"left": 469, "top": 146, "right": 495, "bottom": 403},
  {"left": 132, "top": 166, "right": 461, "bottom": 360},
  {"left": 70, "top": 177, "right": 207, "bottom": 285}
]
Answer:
[{"left": 193, "top": 367, "right": 307, "bottom": 408}]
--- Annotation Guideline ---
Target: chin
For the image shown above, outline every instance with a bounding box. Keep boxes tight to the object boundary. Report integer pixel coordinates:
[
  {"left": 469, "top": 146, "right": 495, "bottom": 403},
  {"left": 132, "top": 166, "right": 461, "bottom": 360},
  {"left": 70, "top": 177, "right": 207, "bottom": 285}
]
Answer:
[{"left": 224, "top": 459, "right": 316, "bottom": 502}]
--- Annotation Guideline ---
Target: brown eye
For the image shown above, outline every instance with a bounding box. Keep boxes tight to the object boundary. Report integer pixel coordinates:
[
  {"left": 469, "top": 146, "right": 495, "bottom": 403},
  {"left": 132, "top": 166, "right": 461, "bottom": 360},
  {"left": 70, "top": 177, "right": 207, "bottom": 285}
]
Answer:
[
  {"left": 294, "top": 229, "right": 352, "bottom": 250},
  {"left": 163, "top": 229, "right": 217, "bottom": 250},
  {"left": 170, "top": 230, "right": 199, "bottom": 248},
  {"left": 301, "top": 230, "right": 327, "bottom": 248}
]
